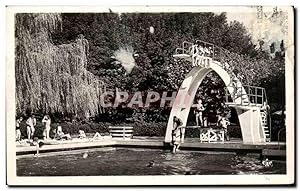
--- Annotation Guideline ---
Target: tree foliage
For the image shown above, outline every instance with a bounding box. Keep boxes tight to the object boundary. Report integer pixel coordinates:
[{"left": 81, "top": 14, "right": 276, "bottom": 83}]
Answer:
[
  {"left": 16, "top": 12, "right": 285, "bottom": 123},
  {"left": 15, "top": 13, "right": 105, "bottom": 118}
]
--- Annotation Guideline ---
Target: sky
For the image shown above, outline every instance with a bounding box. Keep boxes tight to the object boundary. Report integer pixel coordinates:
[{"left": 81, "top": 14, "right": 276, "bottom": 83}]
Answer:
[{"left": 225, "top": 6, "right": 288, "bottom": 52}]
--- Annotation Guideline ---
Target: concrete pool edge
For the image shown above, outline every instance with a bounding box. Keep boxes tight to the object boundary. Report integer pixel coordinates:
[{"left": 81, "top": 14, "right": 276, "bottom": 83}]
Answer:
[
  {"left": 16, "top": 139, "right": 286, "bottom": 160},
  {"left": 16, "top": 140, "right": 117, "bottom": 155}
]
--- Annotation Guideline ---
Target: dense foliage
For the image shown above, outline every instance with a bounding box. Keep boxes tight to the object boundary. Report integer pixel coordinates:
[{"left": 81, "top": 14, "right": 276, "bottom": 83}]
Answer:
[
  {"left": 52, "top": 13, "right": 285, "bottom": 123},
  {"left": 16, "top": 13, "right": 285, "bottom": 135}
]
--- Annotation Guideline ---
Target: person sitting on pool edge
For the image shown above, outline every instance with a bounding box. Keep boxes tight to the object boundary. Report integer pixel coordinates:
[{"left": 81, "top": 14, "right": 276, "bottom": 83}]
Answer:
[
  {"left": 172, "top": 116, "right": 184, "bottom": 154},
  {"left": 78, "top": 130, "right": 87, "bottom": 139},
  {"left": 54, "top": 125, "right": 72, "bottom": 140}
]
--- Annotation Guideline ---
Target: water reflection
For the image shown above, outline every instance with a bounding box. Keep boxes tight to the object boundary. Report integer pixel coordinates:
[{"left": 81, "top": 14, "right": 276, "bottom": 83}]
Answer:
[
  {"left": 161, "top": 152, "right": 193, "bottom": 175},
  {"left": 230, "top": 155, "right": 283, "bottom": 175}
]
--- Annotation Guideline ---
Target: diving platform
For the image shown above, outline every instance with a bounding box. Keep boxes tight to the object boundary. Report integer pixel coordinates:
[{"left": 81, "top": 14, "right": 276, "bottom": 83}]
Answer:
[
  {"left": 173, "top": 53, "right": 191, "bottom": 60},
  {"left": 165, "top": 39, "right": 272, "bottom": 144}
]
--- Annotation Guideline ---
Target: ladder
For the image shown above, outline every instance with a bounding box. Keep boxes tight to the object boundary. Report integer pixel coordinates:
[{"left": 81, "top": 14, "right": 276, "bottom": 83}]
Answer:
[{"left": 260, "top": 110, "right": 270, "bottom": 141}]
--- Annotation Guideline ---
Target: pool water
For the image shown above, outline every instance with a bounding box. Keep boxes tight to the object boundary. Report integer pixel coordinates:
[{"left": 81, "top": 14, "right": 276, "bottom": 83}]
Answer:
[{"left": 17, "top": 148, "right": 286, "bottom": 176}]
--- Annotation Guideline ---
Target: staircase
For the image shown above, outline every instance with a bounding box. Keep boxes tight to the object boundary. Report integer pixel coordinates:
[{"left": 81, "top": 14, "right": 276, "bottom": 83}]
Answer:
[{"left": 173, "top": 40, "right": 271, "bottom": 142}]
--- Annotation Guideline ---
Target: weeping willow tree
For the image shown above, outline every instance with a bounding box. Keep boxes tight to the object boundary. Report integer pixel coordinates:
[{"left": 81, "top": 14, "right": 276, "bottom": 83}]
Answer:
[{"left": 15, "top": 13, "right": 105, "bottom": 118}]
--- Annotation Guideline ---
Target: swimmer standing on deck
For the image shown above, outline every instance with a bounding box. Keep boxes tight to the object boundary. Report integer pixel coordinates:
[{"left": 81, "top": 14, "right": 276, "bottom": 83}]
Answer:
[{"left": 172, "top": 116, "right": 184, "bottom": 154}]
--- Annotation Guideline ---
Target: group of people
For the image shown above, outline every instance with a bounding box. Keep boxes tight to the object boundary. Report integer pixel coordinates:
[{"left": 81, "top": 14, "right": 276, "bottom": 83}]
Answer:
[
  {"left": 16, "top": 114, "right": 107, "bottom": 143},
  {"left": 194, "top": 98, "right": 230, "bottom": 140},
  {"left": 171, "top": 99, "right": 231, "bottom": 153},
  {"left": 16, "top": 114, "right": 52, "bottom": 142},
  {"left": 190, "top": 43, "right": 214, "bottom": 68}
]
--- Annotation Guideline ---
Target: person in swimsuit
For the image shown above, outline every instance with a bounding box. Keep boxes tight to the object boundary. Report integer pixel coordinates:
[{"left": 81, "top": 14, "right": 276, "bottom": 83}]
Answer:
[
  {"left": 218, "top": 116, "right": 230, "bottom": 141},
  {"left": 54, "top": 125, "right": 72, "bottom": 140},
  {"left": 194, "top": 99, "right": 205, "bottom": 127},
  {"left": 172, "top": 116, "right": 184, "bottom": 154},
  {"left": 42, "top": 115, "right": 51, "bottom": 140},
  {"left": 26, "top": 115, "right": 35, "bottom": 141},
  {"left": 16, "top": 116, "right": 23, "bottom": 142},
  {"left": 79, "top": 130, "right": 87, "bottom": 139}
]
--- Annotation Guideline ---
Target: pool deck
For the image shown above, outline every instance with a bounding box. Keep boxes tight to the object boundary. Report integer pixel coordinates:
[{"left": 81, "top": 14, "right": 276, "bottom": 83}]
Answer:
[{"left": 16, "top": 137, "right": 286, "bottom": 159}]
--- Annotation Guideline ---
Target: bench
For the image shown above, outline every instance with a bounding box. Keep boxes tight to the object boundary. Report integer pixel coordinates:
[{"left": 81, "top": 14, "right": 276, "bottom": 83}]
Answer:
[
  {"left": 185, "top": 126, "right": 224, "bottom": 142},
  {"left": 108, "top": 126, "right": 134, "bottom": 139},
  {"left": 200, "top": 128, "right": 224, "bottom": 143}
]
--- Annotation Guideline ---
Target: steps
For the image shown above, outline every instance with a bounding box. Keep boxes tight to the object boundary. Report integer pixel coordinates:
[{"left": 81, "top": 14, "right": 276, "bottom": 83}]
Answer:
[{"left": 260, "top": 110, "right": 271, "bottom": 142}]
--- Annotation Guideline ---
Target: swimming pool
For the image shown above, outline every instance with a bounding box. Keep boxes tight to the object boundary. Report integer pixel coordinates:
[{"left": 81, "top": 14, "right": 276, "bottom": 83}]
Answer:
[{"left": 17, "top": 148, "right": 286, "bottom": 176}]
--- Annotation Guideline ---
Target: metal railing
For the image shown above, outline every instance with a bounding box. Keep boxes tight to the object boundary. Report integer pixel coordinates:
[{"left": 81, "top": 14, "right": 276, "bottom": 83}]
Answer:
[
  {"left": 174, "top": 41, "right": 194, "bottom": 55},
  {"left": 277, "top": 128, "right": 286, "bottom": 149},
  {"left": 174, "top": 40, "right": 228, "bottom": 62},
  {"left": 224, "top": 85, "right": 267, "bottom": 106}
]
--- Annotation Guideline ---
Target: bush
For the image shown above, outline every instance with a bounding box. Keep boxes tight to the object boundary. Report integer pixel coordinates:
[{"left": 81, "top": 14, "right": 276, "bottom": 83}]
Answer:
[
  {"left": 228, "top": 125, "right": 242, "bottom": 138},
  {"left": 18, "top": 119, "right": 167, "bottom": 138},
  {"left": 132, "top": 122, "right": 167, "bottom": 137}
]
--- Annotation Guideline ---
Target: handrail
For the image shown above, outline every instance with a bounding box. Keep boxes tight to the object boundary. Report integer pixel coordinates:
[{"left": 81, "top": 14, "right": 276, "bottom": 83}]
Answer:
[
  {"left": 277, "top": 127, "right": 286, "bottom": 149},
  {"left": 224, "top": 85, "right": 267, "bottom": 107},
  {"left": 268, "top": 107, "right": 272, "bottom": 142}
]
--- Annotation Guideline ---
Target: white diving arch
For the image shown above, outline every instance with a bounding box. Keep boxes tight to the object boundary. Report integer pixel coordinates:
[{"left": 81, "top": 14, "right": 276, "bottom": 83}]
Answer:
[{"left": 164, "top": 58, "right": 268, "bottom": 145}]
